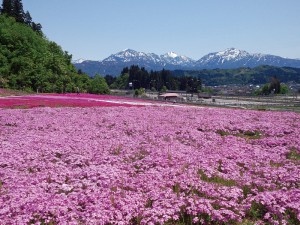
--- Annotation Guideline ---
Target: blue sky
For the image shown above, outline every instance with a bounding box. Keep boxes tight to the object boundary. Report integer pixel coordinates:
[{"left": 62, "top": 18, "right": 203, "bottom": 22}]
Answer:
[{"left": 23, "top": 0, "right": 300, "bottom": 60}]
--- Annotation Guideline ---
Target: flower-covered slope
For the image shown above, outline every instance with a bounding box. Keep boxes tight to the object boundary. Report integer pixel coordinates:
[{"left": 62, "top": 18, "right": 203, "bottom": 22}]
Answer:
[
  {"left": 0, "top": 106, "right": 299, "bottom": 224},
  {"left": 0, "top": 93, "right": 158, "bottom": 108}
]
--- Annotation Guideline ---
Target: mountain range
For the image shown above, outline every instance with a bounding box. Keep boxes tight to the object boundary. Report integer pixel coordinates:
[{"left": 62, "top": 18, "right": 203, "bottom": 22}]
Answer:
[{"left": 73, "top": 48, "right": 300, "bottom": 76}]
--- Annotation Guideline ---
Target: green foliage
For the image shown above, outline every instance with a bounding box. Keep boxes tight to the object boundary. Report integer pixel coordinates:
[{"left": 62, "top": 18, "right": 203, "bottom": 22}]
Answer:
[
  {"left": 161, "top": 85, "right": 167, "bottom": 92},
  {"left": 0, "top": 15, "right": 96, "bottom": 93},
  {"left": 1, "top": 0, "right": 13, "bottom": 17},
  {"left": 247, "top": 201, "right": 268, "bottom": 220},
  {"left": 285, "top": 208, "right": 300, "bottom": 225},
  {"left": 286, "top": 147, "right": 300, "bottom": 160},
  {"left": 216, "top": 129, "right": 231, "bottom": 136},
  {"left": 242, "top": 185, "right": 253, "bottom": 199},
  {"left": 261, "top": 84, "right": 270, "bottom": 95},
  {"left": 235, "top": 130, "right": 262, "bottom": 140},
  {"left": 1, "top": 0, "right": 42, "bottom": 33},
  {"left": 112, "top": 65, "right": 202, "bottom": 92},
  {"left": 186, "top": 77, "right": 201, "bottom": 94},
  {"left": 12, "top": 0, "right": 24, "bottom": 23},
  {"left": 279, "top": 84, "right": 289, "bottom": 94},
  {"left": 216, "top": 129, "right": 262, "bottom": 140},
  {"left": 198, "top": 169, "right": 237, "bottom": 187},
  {"left": 88, "top": 74, "right": 110, "bottom": 94},
  {"left": 104, "top": 75, "right": 117, "bottom": 87},
  {"left": 269, "top": 77, "right": 280, "bottom": 94},
  {"left": 172, "top": 65, "right": 300, "bottom": 86},
  {"left": 172, "top": 183, "right": 181, "bottom": 197},
  {"left": 110, "top": 73, "right": 129, "bottom": 89},
  {"left": 256, "top": 78, "right": 289, "bottom": 95},
  {"left": 134, "top": 88, "right": 145, "bottom": 96}
]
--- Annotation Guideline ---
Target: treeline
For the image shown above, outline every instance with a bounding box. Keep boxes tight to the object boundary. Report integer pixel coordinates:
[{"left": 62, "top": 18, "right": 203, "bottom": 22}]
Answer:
[
  {"left": 105, "top": 65, "right": 202, "bottom": 93},
  {"left": 0, "top": 1, "right": 110, "bottom": 94},
  {"left": 172, "top": 65, "right": 300, "bottom": 86},
  {"left": 255, "top": 77, "right": 289, "bottom": 95},
  {"left": 0, "top": 0, "right": 42, "bottom": 33}
]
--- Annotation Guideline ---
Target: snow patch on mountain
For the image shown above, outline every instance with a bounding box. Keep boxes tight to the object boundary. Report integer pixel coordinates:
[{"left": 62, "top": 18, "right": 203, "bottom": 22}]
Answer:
[
  {"left": 165, "top": 52, "right": 178, "bottom": 58},
  {"left": 72, "top": 58, "right": 86, "bottom": 64}
]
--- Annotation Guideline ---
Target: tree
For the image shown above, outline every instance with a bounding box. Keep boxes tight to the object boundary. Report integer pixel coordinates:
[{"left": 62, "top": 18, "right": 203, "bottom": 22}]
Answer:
[
  {"left": 186, "top": 77, "right": 201, "bottom": 96},
  {"left": 1, "top": 0, "right": 42, "bottom": 34},
  {"left": 88, "top": 74, "right": 110, "bottom": 94},
  {"left": 110, "top": 73, "right": 129, "bottom": 89},
  {"left": 31, "top": 22, "right": 42, "bottom": 34},
  {"left": 161, "top": 85, "right": 167, "bottom": 93},
  {"left": 104, "top": 75, "right": 116, "bottom": 87},
  {"left": 1, "top": 0, "right": 13, "bottom": 16},
  {"left": 12, "top": 0, "right": 24, "bottom": 23},
  {"left": 24, "top": 10, "right": 32, "bottom": 25},
  {"left": 261, "top": 84, "right": 270, "bottom": 95},
  {"left": 279, "top": 84, "right": 289, "bottom": 94},
  {"left": 269, "top": 77, "right": 280, "bottom": 94}
]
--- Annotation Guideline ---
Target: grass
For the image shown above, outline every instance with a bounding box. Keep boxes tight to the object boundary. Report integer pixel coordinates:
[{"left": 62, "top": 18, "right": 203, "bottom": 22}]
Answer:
[
  {"left": 286, "top": 147, "right": 300, "bottom": 160},
  {"left": 269, "top": 160, "right": 285, "bottom": 168},
  {"left": 247, "top": 201, "right": 268, "bottom": 221},
  {"left": 198, "top": 169, "right": 237, "bottom": 187},
  {"left": 172, "top": 183, "right": 181, "bottom": 197},
  {"left": 216, "top": 129, "right": 262, "bottom": 140}
]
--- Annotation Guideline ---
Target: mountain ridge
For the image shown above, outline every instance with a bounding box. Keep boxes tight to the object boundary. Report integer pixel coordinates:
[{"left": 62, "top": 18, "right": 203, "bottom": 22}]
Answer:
[{"left": 73, "top": 48, "right": 300, "bottom": 76}]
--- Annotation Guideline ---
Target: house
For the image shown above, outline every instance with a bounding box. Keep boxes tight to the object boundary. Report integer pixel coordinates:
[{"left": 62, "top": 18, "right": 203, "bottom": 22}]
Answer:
[{"left": 158, "top": 93, "right": 183, "bottom": 102}]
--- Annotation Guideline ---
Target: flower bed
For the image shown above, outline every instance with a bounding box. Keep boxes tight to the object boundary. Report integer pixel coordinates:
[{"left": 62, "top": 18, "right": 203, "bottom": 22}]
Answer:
[
  {"left": 0, "top": 94, "right": 151, "bottom": 108},
  {"left": 0, "top": 106, "right": 299, "bottom": 224}
]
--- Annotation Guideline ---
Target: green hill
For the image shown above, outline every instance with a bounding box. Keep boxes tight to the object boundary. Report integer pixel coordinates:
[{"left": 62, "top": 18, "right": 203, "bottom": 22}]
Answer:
[
  {"left": 0, "top": 13, "right": 109, "bottom": 94},
  {"left": 0, "top": 14, "right": 89, "bottom": 92},
  {"left": 171, "top": 65, "right": 300, "bottom": 86}
]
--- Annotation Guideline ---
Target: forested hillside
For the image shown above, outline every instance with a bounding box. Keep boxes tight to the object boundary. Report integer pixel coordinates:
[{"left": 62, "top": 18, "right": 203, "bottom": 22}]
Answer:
[
  {"left": 0, "top": 0, "right": 109, "bottom": 94},
  {"left": 171, "top": 65, "right": 300, "bottom": 86},
  {"left": 108, "top": 65, "right": 201, "bottom": 93}
]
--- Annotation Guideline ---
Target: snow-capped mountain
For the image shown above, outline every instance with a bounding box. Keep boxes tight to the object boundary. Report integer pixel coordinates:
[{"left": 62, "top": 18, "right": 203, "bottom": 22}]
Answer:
[
  {"left": 102, "top": 49, "right": 194, "bottom": 66},
  {"left": 73, "top": 48, "right": 300, "bottom": 76},
  {"left": 197, "top": 48, "right": 300, "bottom": 69},
  {"left": 102, "top": 49, "right": 163, "bottom": 66},
  {"left": 103, "top": 49, "right": 152, "bottom": 63},
  {"left": 161, "top": 52, "right": 195, "bottom": 66},
  {"left": 197, "top": 48, "right": 251, "bottom": 67},
  {"left": 73, "top": 49, "right": 196, "bottom": 76}
]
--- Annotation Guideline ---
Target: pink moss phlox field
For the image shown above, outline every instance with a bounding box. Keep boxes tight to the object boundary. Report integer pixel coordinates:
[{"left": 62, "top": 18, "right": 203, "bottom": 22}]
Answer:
[{"left": 0, "top": 106, "right": 299, "bottom": 224}]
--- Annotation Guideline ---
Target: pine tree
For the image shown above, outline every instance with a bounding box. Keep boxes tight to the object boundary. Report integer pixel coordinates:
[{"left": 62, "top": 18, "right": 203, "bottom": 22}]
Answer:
[
  {"left": 1, "top": 0, "right": 13, "bottom": 16},
  {"left": 31, "top": 22, "right": 42, "bottom": 34},
  {"left": 24, "top": 10, "right": 32, "bottom": 25},
  {"left": 269, "top": 77, "right": 281, "bottom": 94},
  {"left": 12, "top": 0, "right": 24, "bottom": 23}
]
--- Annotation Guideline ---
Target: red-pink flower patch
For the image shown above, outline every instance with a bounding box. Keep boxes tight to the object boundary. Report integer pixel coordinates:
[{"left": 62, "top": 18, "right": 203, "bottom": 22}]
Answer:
[{"left": 0, "top": 94, "right": 152, "bottom": 108}]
